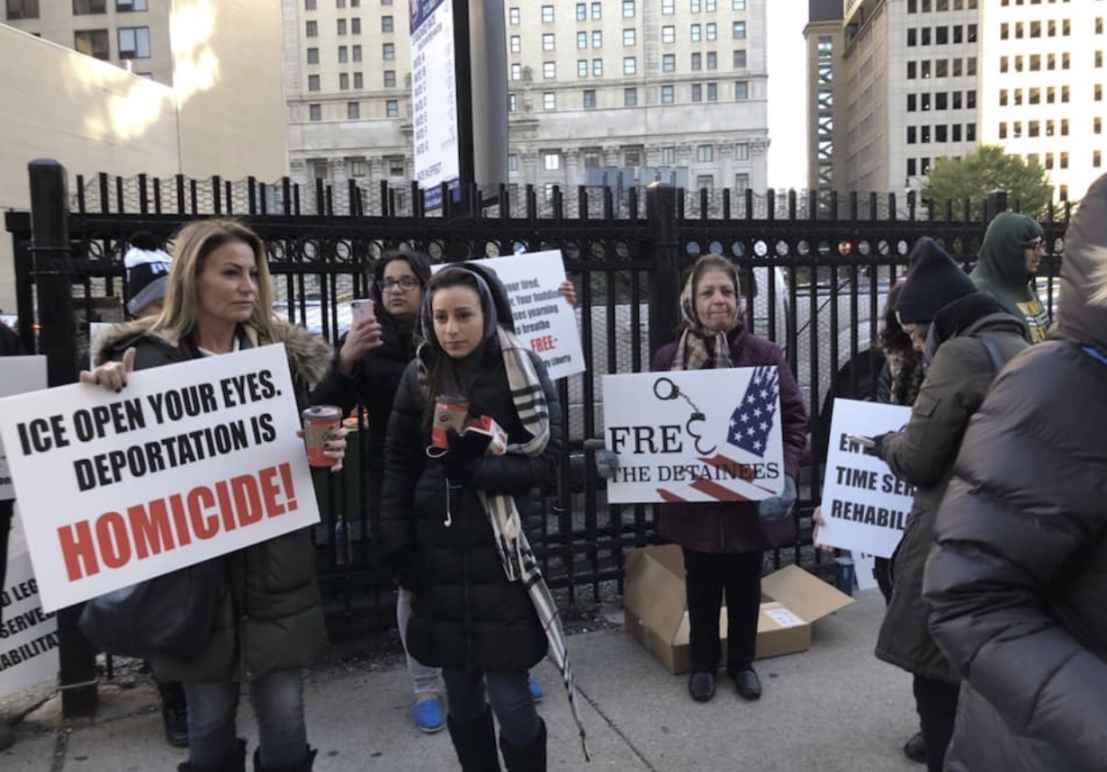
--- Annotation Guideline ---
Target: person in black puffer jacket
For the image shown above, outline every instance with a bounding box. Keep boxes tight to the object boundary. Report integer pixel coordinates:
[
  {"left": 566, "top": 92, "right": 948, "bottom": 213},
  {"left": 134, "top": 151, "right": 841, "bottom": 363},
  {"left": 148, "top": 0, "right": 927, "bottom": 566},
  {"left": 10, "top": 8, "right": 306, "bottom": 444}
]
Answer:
[
  {"left": 924, "top": 174, "right": 1107, "bottom": 772},
  {"left": 381, "top": 265, "right": 562, "bottom": 771}
]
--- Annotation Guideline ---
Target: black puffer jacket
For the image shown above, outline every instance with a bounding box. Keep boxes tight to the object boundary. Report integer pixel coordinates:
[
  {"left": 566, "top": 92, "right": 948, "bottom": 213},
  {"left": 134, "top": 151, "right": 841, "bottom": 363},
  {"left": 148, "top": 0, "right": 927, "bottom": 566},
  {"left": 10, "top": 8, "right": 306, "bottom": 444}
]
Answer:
[
  {"left": 96, "top": 317, "right": 332, "bottom": 683},
  {"left": 380, "top": 342, "right": 561, "bottom": 671},
  {"left": 924, "top": 175, "right": 1107, "bottom": 770}
]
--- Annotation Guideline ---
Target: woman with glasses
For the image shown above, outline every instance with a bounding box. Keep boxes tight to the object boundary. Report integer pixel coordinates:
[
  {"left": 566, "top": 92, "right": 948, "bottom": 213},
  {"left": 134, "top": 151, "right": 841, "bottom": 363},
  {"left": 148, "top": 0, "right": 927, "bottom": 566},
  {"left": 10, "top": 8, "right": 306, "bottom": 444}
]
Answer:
[{"left": 971, "top": 212, "right": 1051, "bottom": 342}]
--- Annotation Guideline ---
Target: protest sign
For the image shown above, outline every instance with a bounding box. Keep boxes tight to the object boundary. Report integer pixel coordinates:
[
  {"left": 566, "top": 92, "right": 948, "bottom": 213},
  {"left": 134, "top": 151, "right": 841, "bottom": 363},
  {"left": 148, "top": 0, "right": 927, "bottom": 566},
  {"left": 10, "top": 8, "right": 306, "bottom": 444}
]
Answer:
[
  {"left": 432, "top": 251, "right": 585, "bottom": 380},
  {"left": 602, "top": 368, "right": 785, "bottom": 504},
  {"left": 0, "top": 548, "right": 59, "bottom": 698},
  {"left": 0, "top": 357, "right": 47, "bottom": 500},
  {"left": 816, "top": 398, "right": 915, "bottom": 558},
  {"left": 0, "top": 345, "right": 321, "bottom": 612}
]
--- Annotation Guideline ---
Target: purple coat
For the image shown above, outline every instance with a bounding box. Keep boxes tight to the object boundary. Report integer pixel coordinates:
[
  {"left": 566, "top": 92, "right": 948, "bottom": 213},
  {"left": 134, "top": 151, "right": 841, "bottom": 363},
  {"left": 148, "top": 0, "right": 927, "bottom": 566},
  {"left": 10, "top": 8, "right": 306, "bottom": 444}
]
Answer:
[{"left": 651, "top": 329, "right": 808, "bottom": 554}]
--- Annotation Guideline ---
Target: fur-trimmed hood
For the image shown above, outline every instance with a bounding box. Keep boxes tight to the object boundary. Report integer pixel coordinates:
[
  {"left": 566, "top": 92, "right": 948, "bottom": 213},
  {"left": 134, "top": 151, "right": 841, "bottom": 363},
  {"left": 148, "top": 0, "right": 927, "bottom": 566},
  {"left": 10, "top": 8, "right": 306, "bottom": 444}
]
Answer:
[
  {"left": 94, "top": 316, "right": 333, "bottom": 386},
  {"left": 1054, "top": 173, "right": 1107, "bottom": 350}
]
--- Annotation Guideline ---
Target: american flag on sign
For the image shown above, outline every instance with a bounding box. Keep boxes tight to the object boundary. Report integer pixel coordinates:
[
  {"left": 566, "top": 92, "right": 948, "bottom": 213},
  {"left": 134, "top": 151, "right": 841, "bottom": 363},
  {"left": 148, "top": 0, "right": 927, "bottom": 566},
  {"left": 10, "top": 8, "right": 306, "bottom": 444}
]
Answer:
[
  {"left": 726, "top": 366, "right": 779, "bottom": 458},
  {"left": 656, "top": 366, "right": 781, "bottom": 504}
]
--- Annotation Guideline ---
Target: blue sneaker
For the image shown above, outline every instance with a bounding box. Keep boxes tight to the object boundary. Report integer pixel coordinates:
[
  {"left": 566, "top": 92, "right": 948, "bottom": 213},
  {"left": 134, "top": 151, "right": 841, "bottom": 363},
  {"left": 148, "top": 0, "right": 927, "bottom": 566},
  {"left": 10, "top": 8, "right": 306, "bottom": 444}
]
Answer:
[
  {"left": 528, "top": 675, "right": 543, "bottom": 703},
  {"left": 412, "top": 696, "right": 445, "bottom": 734}
]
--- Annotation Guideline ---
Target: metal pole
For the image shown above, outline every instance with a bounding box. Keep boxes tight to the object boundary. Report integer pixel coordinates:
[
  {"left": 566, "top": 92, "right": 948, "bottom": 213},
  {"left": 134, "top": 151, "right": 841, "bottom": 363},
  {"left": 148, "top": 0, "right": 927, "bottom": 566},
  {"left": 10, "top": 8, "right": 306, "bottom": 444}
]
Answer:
[
  {"left": 27, "top": 159, "right": 99, "bottom": 719},
  {"left": 646, "top": 183, "right": 680, "bottom": 357}
]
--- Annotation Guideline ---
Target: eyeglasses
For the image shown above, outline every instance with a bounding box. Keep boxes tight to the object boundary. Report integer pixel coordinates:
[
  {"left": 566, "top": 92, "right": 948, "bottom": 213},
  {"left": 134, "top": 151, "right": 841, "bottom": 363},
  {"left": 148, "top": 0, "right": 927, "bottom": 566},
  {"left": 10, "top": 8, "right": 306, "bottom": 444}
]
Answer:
[{"left": 381, "top": 276, "right": 420, "bottom": 291}]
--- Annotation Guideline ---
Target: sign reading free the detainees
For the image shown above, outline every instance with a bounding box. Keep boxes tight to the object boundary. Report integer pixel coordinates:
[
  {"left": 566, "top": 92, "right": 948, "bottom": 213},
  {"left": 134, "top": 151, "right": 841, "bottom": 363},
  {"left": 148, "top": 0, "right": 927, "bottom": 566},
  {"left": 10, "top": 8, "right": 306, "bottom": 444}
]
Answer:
[
  {"left": 816, "top": 398, "right": 915, "bottom": 559},
  {"left": 0, "top": 345, "right": 321, "bottom": 613},
  {"left": 602, "top": 368, "right": 785, "bottom": 504},
  {"left": 432, "top": 251, "right": 585, "bottom": 380}
]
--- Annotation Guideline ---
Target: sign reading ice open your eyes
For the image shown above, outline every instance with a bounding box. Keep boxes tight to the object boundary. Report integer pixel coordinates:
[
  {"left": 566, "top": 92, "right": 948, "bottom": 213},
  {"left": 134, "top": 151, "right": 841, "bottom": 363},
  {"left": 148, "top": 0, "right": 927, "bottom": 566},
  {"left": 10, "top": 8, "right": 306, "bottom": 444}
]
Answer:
[
  {"left": 0, "top": 356, "right": 47, "bottom": 500},
  {"left": 602, "top": 368, "right": 785, "bottom": 504},
  {"left": 817, "top": 399, "right": 916, "bottom": 559},
  {"left": 432, "top": 252, "right": 585, "bottom": 380},
  {"left": 0, "top": 345, "right": 321, "bottom": 612},
  {"left": 410, "top": 0, "right": 460, "bottom": 210}
]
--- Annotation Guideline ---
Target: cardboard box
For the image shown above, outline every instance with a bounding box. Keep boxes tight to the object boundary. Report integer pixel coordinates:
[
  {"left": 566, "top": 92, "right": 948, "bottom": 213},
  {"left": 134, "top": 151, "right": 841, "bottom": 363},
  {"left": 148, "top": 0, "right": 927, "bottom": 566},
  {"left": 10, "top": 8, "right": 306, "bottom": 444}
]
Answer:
[{"left": 624, "top": 544, "right": 854, "bottom": 674}]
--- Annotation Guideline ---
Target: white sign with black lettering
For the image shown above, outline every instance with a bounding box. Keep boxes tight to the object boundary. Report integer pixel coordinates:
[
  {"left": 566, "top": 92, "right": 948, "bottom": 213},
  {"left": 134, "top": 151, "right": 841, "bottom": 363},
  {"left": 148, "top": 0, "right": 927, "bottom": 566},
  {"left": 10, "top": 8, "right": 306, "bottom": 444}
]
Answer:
[
  {"left": 0, "top": 542, "right": 59, "bottom": 698},
  {"left": 0, "top": 357, "right": 47, "bottom": 500},
  {"left": 410, "top": 0, "right": 460, "bottom": 209}
]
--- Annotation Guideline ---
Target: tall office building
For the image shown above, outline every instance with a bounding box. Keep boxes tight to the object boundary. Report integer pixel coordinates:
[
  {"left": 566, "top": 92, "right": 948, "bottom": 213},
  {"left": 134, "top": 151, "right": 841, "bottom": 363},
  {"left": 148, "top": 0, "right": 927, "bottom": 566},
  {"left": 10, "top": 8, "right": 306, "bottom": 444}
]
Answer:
[
  {"left": 804, "top": 0, "right": 845, "bottom": 200},
  {"left": 282, "top": 0, "right": 771, "bottom": 206},
  {"left": 3, "top": 0, "right": 173, "bottom": 85}
]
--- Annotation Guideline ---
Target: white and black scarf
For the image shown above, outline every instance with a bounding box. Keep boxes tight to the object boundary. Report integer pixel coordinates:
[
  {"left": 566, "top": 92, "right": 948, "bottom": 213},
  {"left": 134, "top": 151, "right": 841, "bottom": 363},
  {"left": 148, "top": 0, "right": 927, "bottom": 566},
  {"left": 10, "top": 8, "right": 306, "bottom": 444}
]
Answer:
[{"left": 670, "top": 272, "right": 738, "bottom": 371}]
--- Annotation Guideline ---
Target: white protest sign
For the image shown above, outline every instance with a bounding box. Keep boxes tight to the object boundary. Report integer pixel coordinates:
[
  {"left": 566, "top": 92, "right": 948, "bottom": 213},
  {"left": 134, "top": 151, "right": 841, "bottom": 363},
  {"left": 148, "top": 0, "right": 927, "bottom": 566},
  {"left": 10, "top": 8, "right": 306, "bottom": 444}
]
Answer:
[
  {"left": 602, "top": 367, "right": 785, "bottom": 504},
  {"left": 432, "top": 252, "right": 585, "bottom": 380},
  {"left": 0, "top": 345, "right": 321, "bottom": 612},
  {"left": 817, "top": 398, "right": 915, "bottom": 559},
  {"left": 0, "top": 356, "right": 47, "bottom": 500},
  {"left": 853, "top": 552, "right": 879, "bottom": 592},
  {"left": 0, "top": 549, "right": 59, "bottom": 698},
  {"left": 410, "top": 0, "right": 460, "bottom": 209}
]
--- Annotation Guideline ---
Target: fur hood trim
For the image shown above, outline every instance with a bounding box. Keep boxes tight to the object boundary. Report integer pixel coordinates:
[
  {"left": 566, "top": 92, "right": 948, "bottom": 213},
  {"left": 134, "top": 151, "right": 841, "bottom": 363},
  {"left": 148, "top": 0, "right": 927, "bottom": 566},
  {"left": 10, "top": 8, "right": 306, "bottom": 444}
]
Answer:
[{"left": 94, "top": 316, "right": 333, "bottom": 386}]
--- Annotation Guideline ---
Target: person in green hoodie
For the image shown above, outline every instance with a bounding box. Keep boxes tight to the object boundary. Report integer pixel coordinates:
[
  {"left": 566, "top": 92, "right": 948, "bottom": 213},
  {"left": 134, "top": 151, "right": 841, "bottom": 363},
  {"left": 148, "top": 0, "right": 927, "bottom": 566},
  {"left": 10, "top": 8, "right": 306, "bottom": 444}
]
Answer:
[{"left": 971, "top": 212, "right": 1051, "bottom": 342}]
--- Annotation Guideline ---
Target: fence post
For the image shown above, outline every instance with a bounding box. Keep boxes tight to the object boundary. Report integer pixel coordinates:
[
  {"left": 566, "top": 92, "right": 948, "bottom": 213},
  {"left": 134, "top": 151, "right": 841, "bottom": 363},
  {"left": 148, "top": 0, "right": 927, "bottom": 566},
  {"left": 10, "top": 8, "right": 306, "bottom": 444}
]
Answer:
[
  {"left": 27, "top": 159, "right": 99, "bottom": 719},
  {"left": 985, "top": 190, "right": 1008, "bottom": 222},
  {"left": 646, "top": 182, "right": 680, "bottom": 357}
]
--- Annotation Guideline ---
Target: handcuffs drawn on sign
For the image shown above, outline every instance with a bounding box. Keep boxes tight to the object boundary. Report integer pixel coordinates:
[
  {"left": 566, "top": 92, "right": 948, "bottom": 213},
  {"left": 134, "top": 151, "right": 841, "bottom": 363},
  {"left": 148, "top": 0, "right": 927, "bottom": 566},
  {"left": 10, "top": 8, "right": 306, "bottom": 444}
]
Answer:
[{"left": 652, "top": 377, "right": 717, "bottom": 456}]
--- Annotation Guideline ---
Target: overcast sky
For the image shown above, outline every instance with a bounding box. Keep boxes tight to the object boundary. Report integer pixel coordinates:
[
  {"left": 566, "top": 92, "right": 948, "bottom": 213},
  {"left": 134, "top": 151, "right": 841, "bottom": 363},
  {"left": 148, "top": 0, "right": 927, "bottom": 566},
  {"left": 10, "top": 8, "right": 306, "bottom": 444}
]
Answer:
[{"left": 766, "top": 4, "right": 809, "bottom": 190}]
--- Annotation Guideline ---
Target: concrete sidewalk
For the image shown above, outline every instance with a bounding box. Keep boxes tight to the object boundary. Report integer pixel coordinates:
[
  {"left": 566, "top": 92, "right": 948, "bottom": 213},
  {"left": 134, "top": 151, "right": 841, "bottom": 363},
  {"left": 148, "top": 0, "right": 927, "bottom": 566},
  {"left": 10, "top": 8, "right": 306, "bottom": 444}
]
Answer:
[{"left": 1, "top": 589, "right": 920, "bottom": 771}]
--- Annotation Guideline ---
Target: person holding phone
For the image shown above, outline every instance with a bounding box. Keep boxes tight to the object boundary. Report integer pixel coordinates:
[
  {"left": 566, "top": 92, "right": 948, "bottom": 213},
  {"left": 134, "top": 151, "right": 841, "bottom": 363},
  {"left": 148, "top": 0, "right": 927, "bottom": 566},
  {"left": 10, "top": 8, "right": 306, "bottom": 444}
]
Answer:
[{"left": 870, "top": 238, "right": 1030, "bottom": 772}]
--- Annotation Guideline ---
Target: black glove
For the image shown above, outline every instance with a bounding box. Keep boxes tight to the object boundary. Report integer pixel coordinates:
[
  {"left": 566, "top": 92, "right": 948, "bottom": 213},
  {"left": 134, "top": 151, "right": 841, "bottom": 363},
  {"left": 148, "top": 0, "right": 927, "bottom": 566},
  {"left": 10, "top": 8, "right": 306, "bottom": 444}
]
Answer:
[
  {"left": 442, "top": 428, "right": 492, "bottom": 483},
  {"left": 871, "top": 432, "right": 890, "bottom": 459}
]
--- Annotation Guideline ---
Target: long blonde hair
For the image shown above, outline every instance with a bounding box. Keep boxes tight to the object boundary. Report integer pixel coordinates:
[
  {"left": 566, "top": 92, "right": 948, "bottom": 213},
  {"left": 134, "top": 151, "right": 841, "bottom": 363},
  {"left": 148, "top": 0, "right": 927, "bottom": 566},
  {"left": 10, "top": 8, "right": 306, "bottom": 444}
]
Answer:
[{"left": 154, "top": 219, "right": 275, "bottom": 342}]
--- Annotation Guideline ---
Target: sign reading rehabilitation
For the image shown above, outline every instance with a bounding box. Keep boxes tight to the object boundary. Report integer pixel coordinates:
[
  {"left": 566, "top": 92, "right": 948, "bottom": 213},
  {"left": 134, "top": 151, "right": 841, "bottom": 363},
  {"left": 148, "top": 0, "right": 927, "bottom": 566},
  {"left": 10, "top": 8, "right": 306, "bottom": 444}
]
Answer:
[
  {"left": 0, "top": 549, "right": 58, "bottom": 697},
  {"left": 0, "top": 345, "right": 321, "bottom": 612},
  {"left": 432, "top": 251, "right": 585, "bottom": 380},
  {"left": 410, "top": 0, "right": 460, "bottom": 209},
  {"left": 816, "top": 398, "right": 915, "bottom": 558},
  {"left": 0, "top": 356, "right": 47, "bottom": 500},
  {"left": 602, "top": 368, "right": 785, "bottom": 504}
]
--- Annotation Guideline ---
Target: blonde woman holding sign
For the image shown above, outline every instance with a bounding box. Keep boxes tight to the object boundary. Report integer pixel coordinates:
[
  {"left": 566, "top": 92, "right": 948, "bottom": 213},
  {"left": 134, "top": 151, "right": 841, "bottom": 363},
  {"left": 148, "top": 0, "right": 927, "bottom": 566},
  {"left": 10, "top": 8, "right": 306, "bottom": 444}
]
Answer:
[
  {"left": 82, "top": 219, "right": 342, "bottom": 772},
  {"left": 651, "top": 255, "right": 808, "bottom": 704}
]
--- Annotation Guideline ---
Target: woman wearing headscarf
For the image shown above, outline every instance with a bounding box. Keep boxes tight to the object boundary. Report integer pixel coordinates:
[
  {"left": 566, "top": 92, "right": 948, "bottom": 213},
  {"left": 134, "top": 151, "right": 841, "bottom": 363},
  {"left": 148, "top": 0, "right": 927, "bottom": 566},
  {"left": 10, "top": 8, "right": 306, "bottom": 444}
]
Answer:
[
  {"left": 379, "top": 264, "right": 585, "bottom": 770},
  {"left": 651, "top": 255, "right": 808, "bottom": 703}
]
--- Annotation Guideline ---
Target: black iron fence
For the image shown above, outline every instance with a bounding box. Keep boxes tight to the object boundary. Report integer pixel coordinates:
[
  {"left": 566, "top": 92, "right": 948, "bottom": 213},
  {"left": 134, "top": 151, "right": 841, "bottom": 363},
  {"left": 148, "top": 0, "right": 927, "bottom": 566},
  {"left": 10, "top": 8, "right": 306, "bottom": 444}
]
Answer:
[{"left": 5, "top": 163, "right": 1070, "bottom": 631}]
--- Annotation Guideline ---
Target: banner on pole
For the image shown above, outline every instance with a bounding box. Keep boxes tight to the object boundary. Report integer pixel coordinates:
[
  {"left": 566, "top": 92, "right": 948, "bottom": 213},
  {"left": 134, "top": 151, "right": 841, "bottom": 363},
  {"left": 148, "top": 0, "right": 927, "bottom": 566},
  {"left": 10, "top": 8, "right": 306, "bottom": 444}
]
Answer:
[
  {"left": 601, "top": 368, "right": 785, "bottom": 504},
  {"left": 0, "top": 345, "right": 321, "bottom": 612},
  {"left": 816, "top": 398, "right": 915, "bottom": 559}
]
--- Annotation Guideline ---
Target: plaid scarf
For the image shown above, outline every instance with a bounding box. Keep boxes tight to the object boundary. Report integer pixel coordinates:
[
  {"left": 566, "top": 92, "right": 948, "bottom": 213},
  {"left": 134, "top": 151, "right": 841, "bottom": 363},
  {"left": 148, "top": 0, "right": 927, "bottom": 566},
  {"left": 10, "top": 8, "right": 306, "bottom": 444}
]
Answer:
[
  {"left": 478, "top": 325, "right": 590, "bottom": 761},
  {"left": 671, "top": 273, "right": 736, "bottom": 371}
]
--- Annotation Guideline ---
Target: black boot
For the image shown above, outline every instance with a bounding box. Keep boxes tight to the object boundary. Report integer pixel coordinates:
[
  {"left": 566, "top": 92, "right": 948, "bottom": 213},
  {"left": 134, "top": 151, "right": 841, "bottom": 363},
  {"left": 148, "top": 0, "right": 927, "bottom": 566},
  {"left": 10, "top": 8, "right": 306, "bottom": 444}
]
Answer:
[
  {"left": 499, "top": 718, "right": 546, "bottom": 772},
  {"left": 252, "top": 746, "right": 317, "bottom": 772},
  {"left": 157, "top": 679, "right": 189, "bottom": 748},
  {"left": 447, "top": 708, "right": 501, "bottom": 772},
  {"left": 177, "top": 738, "right": 246, "bottom": 772}
]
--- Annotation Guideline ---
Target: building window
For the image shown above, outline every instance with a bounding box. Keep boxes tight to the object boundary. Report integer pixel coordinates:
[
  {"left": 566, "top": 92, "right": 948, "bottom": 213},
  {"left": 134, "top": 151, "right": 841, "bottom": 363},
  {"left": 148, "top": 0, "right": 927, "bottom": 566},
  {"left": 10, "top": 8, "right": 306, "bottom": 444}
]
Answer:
[
  {"left": 578, "top": 59, "right": 589, "bottom": 78},
  {"left": 662, "top": 53, "right": 675, "bottom": 72},
  {"left": 116, "top": 0, "right": 147, "bottom": 10},
  {"left": 338, "top": 46, "right": 348, "bottom": 63},
  {"left": 117, "top": 26, "right": 151, "bottom": 58},
  {"left": 936, "top": 125, "right": 947, "bottom": 143},
  {"left": 593, "top": 31, "right": 603, "bottom": 47},
  {"left": 509, "top": 154, "right": 519, "bottom": 172},
  {"left": 623, "top": 0, "right": 635, "bottom": 18},
  {"left": 733, "top": 21, "right": 746, "bottom": 39},
  {"left": 661, "top": 83, "right": 675, "bottom": 104},
  {"left": 386, "top": 157, "right": 405, "bottom": 176},
  {"left": 386, "top": 99, "right": 399, "bottom": 117},
  {"left": 593, "top": 58, "right": 603, "bottom": 76},
  {"left": 907, "top": 126, "right": 917, "bottom": 144},
  {"left": 7, "top": 0, "right": 40, "bottom": 17},
  {"left": 382, "top": 43, "right": 394, "bottom": 60},
  {"left": 543, "top": 33, "right": 555, "bottom": 51},
  {"left": 306, "top": 20, "right": 318, "bottom": 37},
  {"left": 542, "top": 4, "right": 554, "bottom": 22},
  {"left": 576, "top": 2, "right": 587, "bottom": 20},
  {"left": 707, "top": 51, "right": 717, "bottom": 70},
  {"left": 659, "top": 146, "right": 675, "bottom": 165},
  {"left": 339, "top": 73, "right": 349, "bottom": 90},
  {"left": 624, "top": 28, "right": 636, "bottom": 46},
  {"left": 583, "top": 149, "right": 602, "bottom": 169},
  {"left": 508, "top": 93, "right": 517, "bottom": 112},
  {"left": 347, "top": 102, "right": 360, "bottom": 119},
  {"left": 706, "top": 22, "right": 717, "bottom": 41},
  {"left": 734, "top": 80, "right": 749, "bottom": 100},
  {"left": 692, "top": 83, "right": 703, "bottom": 102},
  {"left": 662, "top": 0, "right": 674, "bottom": 12},
  {"left": 907, "top": 158, "right": 917, "bottom": 177},
  {"left": 543, "top": 61, "right": 556, "bottom": 79},
  {"left": 351, "top": 17, "right": 360, "bottom": 34},
  {"left": 624, "top": 87, "right": 638, "bottom": 106},
  {"left": 697, "top": 144, "right": 713, "bottom": 162},
  {"left": 592, "top": 1, "right": 602, "bottom": 19},
  {"left": 381, "top": 15, "right": 392, "bottom": 33},
  {"left": 69, "top": 28, "right": 106, "bottom": 60},
  {"left": 543, "top": 91, "right": 556, "bottom": 110},
  {"left": 735, "top": 172, "right": 750, "bottom": 190},
  {"left": 543, "top": 151, "right": 561, "bottom": 171},
  {"left": 662, "top": 26, "right": 676, "bottom": 44},
  {"left": 583, "top": 89, "right": 596, "bottom": 108},
  {"left": 351, "top": 44, "right": 362, "bottom": 62},
  {"left": 623, "top": 56, "right": 637, "bottom": 75},
  {"left": 907, "top": 93, "right": 916, "bottom": 111},
  {"left": 348, "top": 157, "right": 368, "bottom": 176},
  {"left": 733, "top": 0, "right": 746, "bottom": 8},
  {"left": 707, "top": 82, "right": 718, "bottom": 101},
  {"left": 691, "top": 24, "right": 702, "bottom": 42},
  {"left": 625, "top": 147, "right": 642, "bottom": 166},
  {"left": 511, "top": 63, "right": 522, "bottom": 80},
  {"left": 307, "top": 47, "right": 319, "bottom": 64},
  {"left": 353, "top": 72, "right": 363, "bottom": 88},
  {"left": 509, "top": 6, "right": 519, "bottom": 25},
  {"left": 305, "top": 0, "right": 315, "bottom": 8},
  {"left": 966, "top": 123, "right": 975, "bottom": 142},
  {"left": 309, "top": 104, "right": 322, "bottom": 121},
  {"left": 692, "top": 52, "right": 702, "bottom": 71},
  {"left": 337, "top": 18, "right": 346, "bottom": 34},
  {"left": 696, "top": 175, "right": 714, "bottom": 190},
  {"left": 73, "top": 0, "right": 106, "bottom": 13},
  {"left": 952, "top": 124, "right": 961, "bottom": 142},
  {"left": 734, "top": 49, "right": 747, "bottom": 68},
  {"left": 578, "top": 31, "right": 588, "bottom": 49}
]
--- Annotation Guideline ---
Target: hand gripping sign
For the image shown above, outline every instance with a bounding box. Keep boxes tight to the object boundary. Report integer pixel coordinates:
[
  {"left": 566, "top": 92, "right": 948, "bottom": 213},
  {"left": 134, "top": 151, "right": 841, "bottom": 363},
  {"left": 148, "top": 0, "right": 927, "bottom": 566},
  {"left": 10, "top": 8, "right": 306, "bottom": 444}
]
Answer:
[
  {"left": 602, "top": 367, "right": 785, "bottom": 504},
  {"left": 0, "top": 345, "right": 321, "bottom": 612}
]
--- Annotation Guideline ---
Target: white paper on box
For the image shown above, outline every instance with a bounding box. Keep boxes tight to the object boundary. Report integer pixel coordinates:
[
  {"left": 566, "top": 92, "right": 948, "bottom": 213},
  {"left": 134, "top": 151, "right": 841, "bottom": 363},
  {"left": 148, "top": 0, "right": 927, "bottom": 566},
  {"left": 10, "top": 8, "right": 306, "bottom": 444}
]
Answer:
[{"left": 766, "top": 608, "right": 805, "bottom": 628}]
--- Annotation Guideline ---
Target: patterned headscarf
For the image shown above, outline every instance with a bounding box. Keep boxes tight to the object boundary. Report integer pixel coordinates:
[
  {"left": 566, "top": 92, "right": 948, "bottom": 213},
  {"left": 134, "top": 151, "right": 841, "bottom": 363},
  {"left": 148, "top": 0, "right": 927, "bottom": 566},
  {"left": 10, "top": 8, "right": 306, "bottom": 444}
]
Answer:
[{"left": 670, "top": 268, "right": 741, "bottom": 371}]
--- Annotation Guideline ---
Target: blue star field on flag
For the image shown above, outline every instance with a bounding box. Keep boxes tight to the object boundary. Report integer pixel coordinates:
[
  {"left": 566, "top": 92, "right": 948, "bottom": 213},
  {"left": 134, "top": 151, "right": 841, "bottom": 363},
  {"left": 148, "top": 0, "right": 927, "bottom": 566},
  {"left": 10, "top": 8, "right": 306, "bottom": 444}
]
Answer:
[{"left": 726, "top": 367, "right": 779, "bottom": 458}]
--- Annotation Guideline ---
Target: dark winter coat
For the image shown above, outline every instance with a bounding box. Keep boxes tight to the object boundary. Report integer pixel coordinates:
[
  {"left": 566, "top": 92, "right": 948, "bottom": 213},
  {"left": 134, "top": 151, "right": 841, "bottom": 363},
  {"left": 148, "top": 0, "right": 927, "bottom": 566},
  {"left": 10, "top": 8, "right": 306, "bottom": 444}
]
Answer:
[
  {"left": 380, "top": 343, "right": 561, "bottom": 671},
  {"left": 96, "top": 317, "right": 333, "bottom": 683},
  {"left": 874, "top": 294, "right": 1029, "bottom": 683},
  {"left": 971, "top": 212, "right": 1051, "bottom": 342},
  {"left": 923, "top": 174, "right": 1107, "bottom": 771},
  {"left": 651, "top": 328, "right": 808, "bottom": 554}
]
